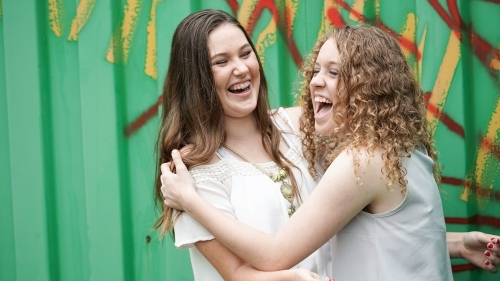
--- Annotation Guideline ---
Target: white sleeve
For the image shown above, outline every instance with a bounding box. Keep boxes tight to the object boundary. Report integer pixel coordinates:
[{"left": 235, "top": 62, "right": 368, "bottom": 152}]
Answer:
[{"left": 173, "top": 179, "right": 235, "bottom": 249}]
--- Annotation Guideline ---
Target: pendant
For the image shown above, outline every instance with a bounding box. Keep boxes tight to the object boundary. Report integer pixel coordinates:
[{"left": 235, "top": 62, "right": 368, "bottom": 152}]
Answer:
[
  {"left": 288, "top": 204, "right": 296, "bottom": 216},
  {"left": 270, "top": 169, "right": 287, "bottom": 182},
  {"left": 280, "top": 182, "right": 293, "bottom": 199},
  {"left": 278, "top": 169, "right": 287, "bottom": 180}
]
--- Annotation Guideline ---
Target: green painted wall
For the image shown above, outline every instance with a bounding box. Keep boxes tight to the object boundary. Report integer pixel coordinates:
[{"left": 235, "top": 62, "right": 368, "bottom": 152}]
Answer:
[{"left": 0, "top": 0, "right": 498, "bottom": 280}]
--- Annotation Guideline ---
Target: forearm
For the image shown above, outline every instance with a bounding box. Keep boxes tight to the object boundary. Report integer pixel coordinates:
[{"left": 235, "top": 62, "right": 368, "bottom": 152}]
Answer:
[
  {"left": 234, "top": 264, "right": 297, "bottom": 281},
  {"left": 180, "top": 151, "right": 373, "bottom": 271},
  {"left": 195, "top": 239, "right": 297, "bottom": 280},
  {"left": 163, "top": 149, "right": 367, "bottom": 272},
  {"left": 446, "top": 232, "right": 464, "bottom": 258}
]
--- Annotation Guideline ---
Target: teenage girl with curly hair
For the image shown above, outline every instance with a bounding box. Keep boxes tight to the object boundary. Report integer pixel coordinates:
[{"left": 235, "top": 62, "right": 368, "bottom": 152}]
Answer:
[{"left": 298, "top": 26, "right": 439, "bottom": 190}]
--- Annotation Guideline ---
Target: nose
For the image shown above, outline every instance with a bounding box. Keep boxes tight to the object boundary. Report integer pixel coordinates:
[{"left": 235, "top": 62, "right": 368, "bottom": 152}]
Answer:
[
  {"left": 310, "top": 73, "right": 325, "bottom": 89},
  {"left": 233, "top": 59, "right": 249, "bottom": 76}
]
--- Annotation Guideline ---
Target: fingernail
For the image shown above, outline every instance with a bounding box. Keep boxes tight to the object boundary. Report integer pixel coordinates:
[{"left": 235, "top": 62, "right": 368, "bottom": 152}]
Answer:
[
  {"left": 497, "top": 238, "right": 500, "bottom": 244},
  {"left": 486, "top": 261, "right": 490, "bottom": 266},
  {"left": 488, "top": 243, "right": 493, "bottom": 249},
  {"left": 485, "top": 251, "right": 491, "bottom": 257}
]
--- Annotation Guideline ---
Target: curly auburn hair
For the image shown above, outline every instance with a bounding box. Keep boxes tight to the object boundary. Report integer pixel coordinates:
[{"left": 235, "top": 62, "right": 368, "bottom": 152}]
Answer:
[{"left": 298, "top": 25, "right": 440, "bottom": 193}]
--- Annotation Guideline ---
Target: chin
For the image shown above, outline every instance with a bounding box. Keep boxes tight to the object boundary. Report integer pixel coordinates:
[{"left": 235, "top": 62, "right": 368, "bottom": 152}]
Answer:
[{"left": 315, "top": 123, "right": 333, "bottom": 136}]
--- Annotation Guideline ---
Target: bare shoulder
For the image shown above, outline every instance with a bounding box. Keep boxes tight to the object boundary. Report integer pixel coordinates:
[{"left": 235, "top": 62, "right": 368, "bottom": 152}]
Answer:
[
  {"left": 328, "top": 148, "right": 387, "bottom": 190},
  {"left": 270, "top": 106, "right": 301, "bottom": 132},
  {"left": 283, "top": 106, "right": 301, "bottom": 130},
  {"left": 343, "top": 148, "right": 386, "bottom": 175}
]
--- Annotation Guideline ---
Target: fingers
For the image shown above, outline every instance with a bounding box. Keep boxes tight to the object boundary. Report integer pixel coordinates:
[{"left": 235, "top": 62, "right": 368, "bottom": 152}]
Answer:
[
  {"left": 160, "top": 162, "right": 172, "bottom": 175},
  {"left": 474, "top": 231, "right": 493, "bottom": 245},
  {"left": 309, "top": 272, "right": 321, "bottom": 281},
  {"left": 158, "top": 150, "right": 195, "bottom": 211},
  {"left": 483, "top": 255, "right": 498, "bottom": 273},
  {"left": 490, "top": 237, "right": 500, "bottom": 254},
  {"left": 171, "top": 149, "right": 188, "bottom": 173},
  {"left": 484, "top": 238, "right": 500, "bottom": 274}
]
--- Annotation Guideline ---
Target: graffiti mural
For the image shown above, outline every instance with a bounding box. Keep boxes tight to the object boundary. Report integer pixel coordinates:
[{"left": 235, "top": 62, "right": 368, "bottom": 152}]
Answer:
[{"left": 1, "top": 0, "right": 498, "bottom": 280}]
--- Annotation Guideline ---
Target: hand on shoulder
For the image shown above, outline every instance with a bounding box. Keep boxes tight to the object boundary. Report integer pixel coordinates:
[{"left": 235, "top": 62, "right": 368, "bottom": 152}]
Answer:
[{"left": 271, "top": 106, "right": 301, "bottom": 132}]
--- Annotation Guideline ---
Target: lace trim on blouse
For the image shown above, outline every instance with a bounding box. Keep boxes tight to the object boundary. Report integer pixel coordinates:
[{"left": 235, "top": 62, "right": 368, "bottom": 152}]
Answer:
[{"left": 190, "top": 136, "right": 303, "bottom": 184}]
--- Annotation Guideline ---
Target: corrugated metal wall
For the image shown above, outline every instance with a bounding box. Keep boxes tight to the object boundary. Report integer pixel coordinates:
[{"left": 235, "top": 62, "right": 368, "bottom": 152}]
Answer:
[{"left": 0, "top": 0, "right": 499, "bottom": 280}]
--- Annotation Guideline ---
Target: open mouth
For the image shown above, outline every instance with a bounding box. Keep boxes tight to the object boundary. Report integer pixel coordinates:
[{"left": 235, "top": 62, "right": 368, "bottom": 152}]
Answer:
[
  {"left": 228, "top": 81, "right": 251, "bottom": 94},
  {"left": 314, "top": 96, "right": 333, "bottom": 114}
]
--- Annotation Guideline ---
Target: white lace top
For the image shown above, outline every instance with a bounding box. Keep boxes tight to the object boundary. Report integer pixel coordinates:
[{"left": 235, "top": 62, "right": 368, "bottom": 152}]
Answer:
[{"left": 174, "top": 108, "right": 331, "bottom": 280}]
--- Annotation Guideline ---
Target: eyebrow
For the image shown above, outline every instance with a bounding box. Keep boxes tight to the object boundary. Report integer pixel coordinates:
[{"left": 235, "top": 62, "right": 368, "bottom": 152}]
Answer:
[
  {"left": 210, "top": 43, "right": 251, "bottom": 61},
  {"left": 314, "top": 60, "right": 339, "bottom": 66}
]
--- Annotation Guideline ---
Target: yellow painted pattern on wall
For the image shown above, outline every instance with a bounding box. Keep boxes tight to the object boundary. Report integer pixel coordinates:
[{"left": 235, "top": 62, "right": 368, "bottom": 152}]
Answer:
[
  {"left": 238, "top": 0, "right": 258, "bottom": 30},
  {"left": 401, "top": 13, "right": 416, "bottom": 59},
  {"left": 427, "top": 32, "right": 461, "bottom": 135},
  {"left": 285, "top": 0, "right": 299, "bottom": 38},
  {"left": 106, "top": 0, "right": 143, "bottom": 63},
  {"left": 68, "top": 0, "right": 97, "bottom": 41},
  {"left": 255, "top": 20, "right": 277, "bottom": 66},
  {"left": 417, "top": 25, "right": 427, "bottom": 82},
  {"left": 491, "top": 47, "right": 500, "bottom": 70},
  {"left": 145, "top": 0, "right": 160, "bottom": 80},
  {"left": 48, "top": 0, "right": 63, "bottom": 37},
  {"left": 317, "top": 0, "right": 335, "bottom": 38},
  {"left": 348, "top": 0, "right": 364, "bottom": 22},
  {"left": 401, "top": 12, "right": 417, "bottom": 78},
  {"left": 461, "top": 96, "right": 500, "bottom": 206}
]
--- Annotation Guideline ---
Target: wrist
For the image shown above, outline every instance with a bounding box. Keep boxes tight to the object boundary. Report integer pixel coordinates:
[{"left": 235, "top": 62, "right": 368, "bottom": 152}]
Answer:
[{"left": 447, "top": 232, "right": 465, "bottom": 259}]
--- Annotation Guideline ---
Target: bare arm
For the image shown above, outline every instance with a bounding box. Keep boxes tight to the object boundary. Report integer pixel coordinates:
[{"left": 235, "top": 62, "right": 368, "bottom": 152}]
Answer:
[
  {"left": 164, "top": 150, "right": 500, "bottom": 275},
  {"left": 195, "top": 239, "right": 322, "bottom": 280},
  {"left": 162, "top": 149, "right": 383, "bottom": 271}
]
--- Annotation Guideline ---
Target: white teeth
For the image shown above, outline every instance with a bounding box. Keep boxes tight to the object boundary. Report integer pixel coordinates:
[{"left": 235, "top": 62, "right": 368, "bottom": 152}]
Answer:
[
  {"left": 229, "top": 81, "right": 251, "bottom": 91},
  {"left": 314, "top": 97, "right": 332, "bottom": 104}
]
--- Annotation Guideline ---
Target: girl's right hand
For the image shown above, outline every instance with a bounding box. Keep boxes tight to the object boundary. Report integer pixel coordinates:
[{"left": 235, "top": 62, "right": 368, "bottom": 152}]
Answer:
[
  {"left": 160, "top": 149, "right": 197, "bottom": 210},
  {"left": 288, "top": 268, "right": 332, "bottom": 280}
]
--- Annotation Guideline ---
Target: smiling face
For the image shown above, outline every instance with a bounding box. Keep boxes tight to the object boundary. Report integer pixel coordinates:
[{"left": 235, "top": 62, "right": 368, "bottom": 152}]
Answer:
[
  {"left": 208, "top": 23, "right": 261, "bottom": 119},
  {"left": 309, "top": 38, "right": 340, "bottom": 135}
]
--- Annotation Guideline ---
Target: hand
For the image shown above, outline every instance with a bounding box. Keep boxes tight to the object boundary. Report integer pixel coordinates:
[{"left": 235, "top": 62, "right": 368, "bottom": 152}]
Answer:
[
  {"left": 459, "top": 231, "right": 500, "bottom": 273},
  {"left": 288, "top": 268, "right": 330, "bottom": 280},
  {"left": 160, "top": 149, "right": 197, "bottom": 210}
]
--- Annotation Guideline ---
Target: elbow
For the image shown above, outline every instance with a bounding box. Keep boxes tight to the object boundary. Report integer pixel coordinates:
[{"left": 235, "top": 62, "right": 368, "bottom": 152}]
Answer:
[{"left": 255, "top": 256, "right": 292, "bottom": 271}]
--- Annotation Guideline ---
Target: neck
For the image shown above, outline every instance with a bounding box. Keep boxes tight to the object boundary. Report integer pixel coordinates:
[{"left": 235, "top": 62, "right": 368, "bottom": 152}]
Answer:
[{"left": 224, "top": 114, "right": 261, "bottom": 142}]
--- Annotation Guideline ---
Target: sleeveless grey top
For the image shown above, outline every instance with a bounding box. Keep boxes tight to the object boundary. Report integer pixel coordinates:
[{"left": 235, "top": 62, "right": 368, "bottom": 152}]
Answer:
[{"left": 329, "top": 146, "right": 453, "bottom": 280}]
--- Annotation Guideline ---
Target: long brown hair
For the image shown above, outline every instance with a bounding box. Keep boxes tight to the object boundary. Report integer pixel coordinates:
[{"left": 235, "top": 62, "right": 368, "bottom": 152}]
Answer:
[
  {"left": 154, "top": 9, "right": 301, "bottom": 237},
  {"left": 299, "top": 25, "right": 440, "bottom": 192}
]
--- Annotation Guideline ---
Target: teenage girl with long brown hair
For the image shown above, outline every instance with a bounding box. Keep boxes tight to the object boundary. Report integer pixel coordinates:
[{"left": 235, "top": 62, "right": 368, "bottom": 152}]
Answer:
[{"left": 154, "top": 9, "right": 330, "bottom": 280}]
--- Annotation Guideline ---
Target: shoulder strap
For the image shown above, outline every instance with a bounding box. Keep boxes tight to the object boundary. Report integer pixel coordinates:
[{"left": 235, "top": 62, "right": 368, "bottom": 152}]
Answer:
[{"left": 275, "top": 107, "right": 297, "bottom": 132}]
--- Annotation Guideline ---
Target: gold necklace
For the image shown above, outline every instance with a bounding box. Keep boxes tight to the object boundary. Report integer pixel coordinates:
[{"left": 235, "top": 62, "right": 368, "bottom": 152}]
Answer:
[{"left": 223, "top": 143, "right": 296, "bottom": 216}]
